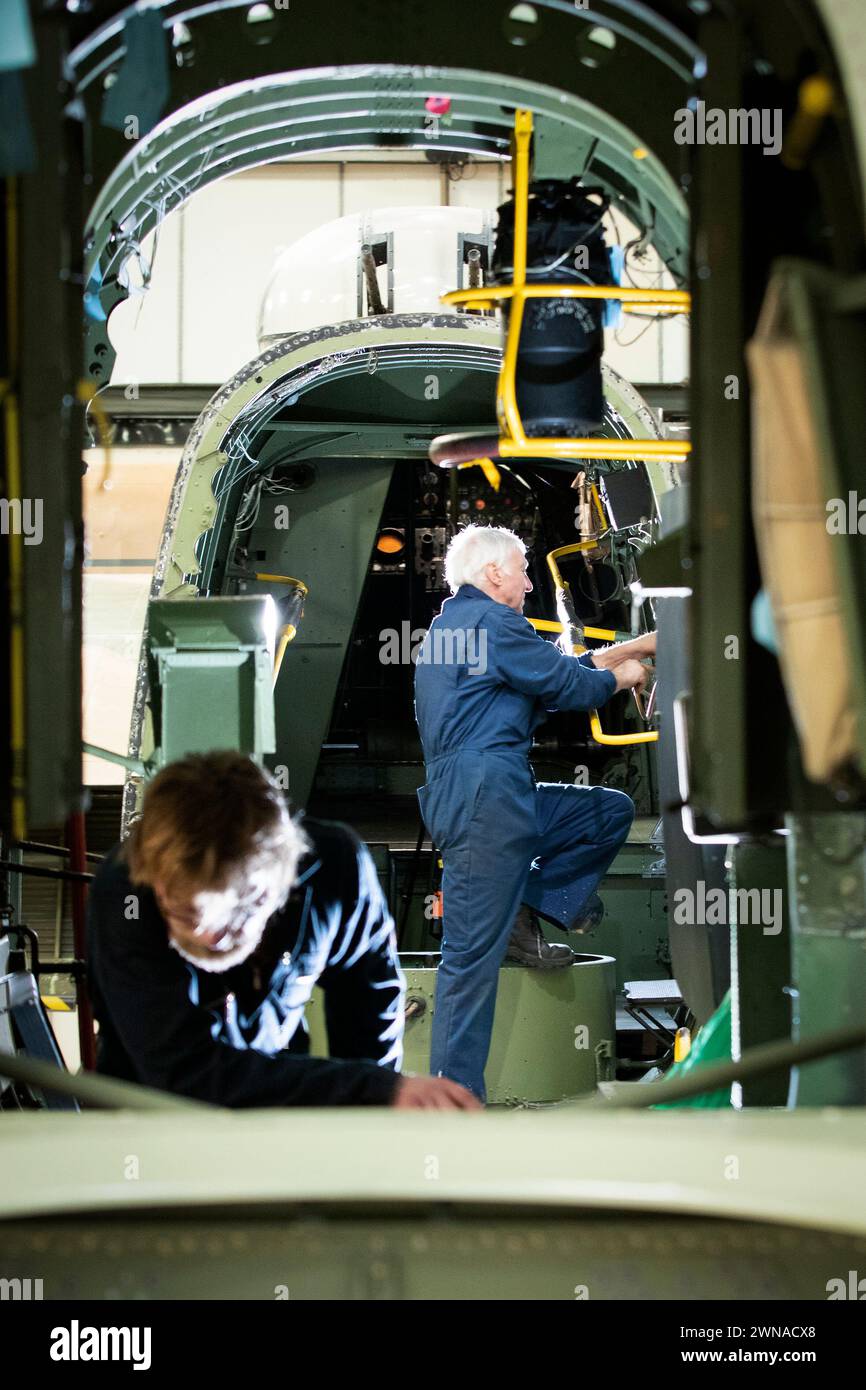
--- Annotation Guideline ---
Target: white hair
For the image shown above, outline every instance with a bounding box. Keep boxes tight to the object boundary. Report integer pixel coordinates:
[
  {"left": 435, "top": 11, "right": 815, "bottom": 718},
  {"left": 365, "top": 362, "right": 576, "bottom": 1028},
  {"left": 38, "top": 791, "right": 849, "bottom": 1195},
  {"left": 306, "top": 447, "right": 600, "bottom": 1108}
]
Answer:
[{"left": 444, "top": 524, "right": 526, "bottom": 593}]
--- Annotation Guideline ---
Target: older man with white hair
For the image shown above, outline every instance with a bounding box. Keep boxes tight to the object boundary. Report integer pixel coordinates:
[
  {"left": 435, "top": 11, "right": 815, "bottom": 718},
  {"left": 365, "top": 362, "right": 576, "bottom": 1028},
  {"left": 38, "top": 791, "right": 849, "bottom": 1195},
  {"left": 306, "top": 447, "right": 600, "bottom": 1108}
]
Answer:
[{"left": 414, "top": 523, "right": 653, "bottom": 1101}]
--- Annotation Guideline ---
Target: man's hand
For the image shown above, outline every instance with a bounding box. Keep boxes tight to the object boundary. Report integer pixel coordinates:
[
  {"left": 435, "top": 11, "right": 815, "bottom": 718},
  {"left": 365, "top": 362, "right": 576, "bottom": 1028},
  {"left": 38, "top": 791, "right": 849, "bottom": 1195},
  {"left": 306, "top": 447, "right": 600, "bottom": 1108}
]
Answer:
[
  {"left": 392, "top": 1074, "right": 482, "bottom": 1109},
  {"left": 613, "top": 658, "right": 649, "bottom": 694},
  {"left": 586, "top": 631, "right": 656, "bottom": 672}
]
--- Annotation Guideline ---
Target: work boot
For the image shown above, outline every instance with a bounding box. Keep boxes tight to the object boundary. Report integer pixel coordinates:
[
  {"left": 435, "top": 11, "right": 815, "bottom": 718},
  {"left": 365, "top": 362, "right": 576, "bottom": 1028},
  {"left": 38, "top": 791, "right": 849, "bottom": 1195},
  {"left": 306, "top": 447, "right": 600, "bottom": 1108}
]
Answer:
[
  {"left": 506, "top": 906, "right": 575, "bottom": 969},
  {"left": 567, "top": 892, "right": 605, "bottom": 935}
]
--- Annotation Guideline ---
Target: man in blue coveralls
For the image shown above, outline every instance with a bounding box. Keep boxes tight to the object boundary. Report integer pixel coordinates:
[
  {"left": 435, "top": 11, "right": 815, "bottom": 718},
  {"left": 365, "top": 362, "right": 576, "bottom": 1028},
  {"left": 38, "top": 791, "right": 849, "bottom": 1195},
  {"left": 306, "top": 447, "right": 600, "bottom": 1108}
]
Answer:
[{"left": 414, "top": 523, "right": 654, "bottom": 1100}]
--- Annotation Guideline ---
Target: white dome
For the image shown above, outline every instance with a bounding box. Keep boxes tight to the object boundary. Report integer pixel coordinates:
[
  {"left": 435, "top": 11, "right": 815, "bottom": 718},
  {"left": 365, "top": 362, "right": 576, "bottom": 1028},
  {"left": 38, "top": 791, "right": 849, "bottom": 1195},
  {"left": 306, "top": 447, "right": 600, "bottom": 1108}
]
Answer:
[{"left": 257, "top": 205, "right": 492, "bottom": 344}]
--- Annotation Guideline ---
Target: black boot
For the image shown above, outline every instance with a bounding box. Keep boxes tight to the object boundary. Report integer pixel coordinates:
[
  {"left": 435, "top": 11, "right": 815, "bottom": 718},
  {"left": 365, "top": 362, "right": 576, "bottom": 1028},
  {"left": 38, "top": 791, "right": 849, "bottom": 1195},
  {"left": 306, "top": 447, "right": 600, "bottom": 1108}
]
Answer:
[{"left": 505, "top": 906, "right": 575, "bottom": 969}]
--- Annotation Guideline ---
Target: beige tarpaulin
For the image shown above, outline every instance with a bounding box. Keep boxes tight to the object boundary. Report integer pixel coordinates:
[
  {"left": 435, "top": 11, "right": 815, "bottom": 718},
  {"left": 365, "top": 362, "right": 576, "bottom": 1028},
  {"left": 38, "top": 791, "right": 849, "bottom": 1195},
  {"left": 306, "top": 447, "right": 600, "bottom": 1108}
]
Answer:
[{"left": 746, "top": 275, "right": 856, "bottom": 782}]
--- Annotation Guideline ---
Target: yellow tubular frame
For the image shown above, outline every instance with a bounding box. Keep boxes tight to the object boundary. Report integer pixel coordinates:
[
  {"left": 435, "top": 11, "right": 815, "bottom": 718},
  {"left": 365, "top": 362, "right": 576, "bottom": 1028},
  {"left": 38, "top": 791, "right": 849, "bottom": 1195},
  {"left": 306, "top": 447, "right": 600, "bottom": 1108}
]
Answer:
[
  {"left": 588, "top": 710, "right": 658, "bottom": 747},
  {"left": 272, "top": 626, "right": 297, "bottom": 688},
  {"left": 457, "top": 457, "right": 502, "bottom": 491},
  {"left": 528, "top": 614, "right": 659, "bottom": 747},
  {"left": 253, "top": 574, "right": 309, "bottom": 593},
  {"left": 251, "top": 575, "right": 309, "bottom": 688},
  {"left": 440, "top": 109, "right": 691, "bottom": 463},
  {"left": 531, "top": 542, "right": 659, "bottom": 746}
]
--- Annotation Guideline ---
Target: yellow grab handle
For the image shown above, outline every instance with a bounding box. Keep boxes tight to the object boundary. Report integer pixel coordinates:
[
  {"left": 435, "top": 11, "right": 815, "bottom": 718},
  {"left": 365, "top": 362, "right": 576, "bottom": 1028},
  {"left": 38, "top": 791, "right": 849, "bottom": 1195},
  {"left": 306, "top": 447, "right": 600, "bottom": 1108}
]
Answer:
[
  {"left": 457, "top": 457, "right": 502, "bottom": 491},
  {"left": 526, "top": 617, "right": 658, "bottom": 745},
  {"left": 589, "top": 710, "right": 658, "bottom": 746},
  {"left": 528, "top": 617, "right": 623, "bottom": 642}
]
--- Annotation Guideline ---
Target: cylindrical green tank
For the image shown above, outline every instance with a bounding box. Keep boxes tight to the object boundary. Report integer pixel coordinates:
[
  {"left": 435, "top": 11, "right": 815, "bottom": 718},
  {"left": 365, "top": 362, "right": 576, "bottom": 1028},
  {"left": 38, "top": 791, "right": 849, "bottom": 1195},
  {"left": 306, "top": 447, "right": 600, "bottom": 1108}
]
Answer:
[{"left": 305, "top": 951, "right": 617, "bottom": 1104}]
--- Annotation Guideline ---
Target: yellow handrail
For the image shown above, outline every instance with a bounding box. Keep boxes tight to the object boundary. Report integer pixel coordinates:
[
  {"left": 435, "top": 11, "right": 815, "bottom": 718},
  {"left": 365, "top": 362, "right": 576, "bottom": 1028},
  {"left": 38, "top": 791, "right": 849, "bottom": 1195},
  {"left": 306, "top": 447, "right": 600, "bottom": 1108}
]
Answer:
[
  {"left": 589, "top": 710, "right": 658, "bottom": 747},
  {"left": 530, "top": 617, "right": 622, "bottom": 642},
  {"left": 457, "top": 457, "right": 502, "bottom": 491},
  {"left": 439, "top": 108, "right": 691, "bottom": 465},
  {"left": 254, "top": 574, "right": 309, "bottom": 594},
  {"left": 444, "top": 284, "right": 691, "bottom": 310},
  {"left": 273, "top": 625, "right": 297, "bottom": 688},
  {"left": 528, "top": 615, "right": 659, "bottom": 746},
  {"left": 254, "top": 575, "right": 309, "bottom": 687}
]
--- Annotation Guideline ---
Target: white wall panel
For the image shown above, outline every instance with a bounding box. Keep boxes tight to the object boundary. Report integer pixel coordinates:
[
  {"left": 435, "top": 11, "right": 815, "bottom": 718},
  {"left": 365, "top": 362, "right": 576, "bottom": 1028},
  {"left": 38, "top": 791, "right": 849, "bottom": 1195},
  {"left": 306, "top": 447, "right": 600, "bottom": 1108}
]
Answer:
[
  {"left": 180, "top": 165, "right": 341, "bottom": 380},
  {"left": 445, "top": 160, "right": 504, "bottom": 209},
  {"left": 342, "top": 162, "right": 443, "bottom": 213}
]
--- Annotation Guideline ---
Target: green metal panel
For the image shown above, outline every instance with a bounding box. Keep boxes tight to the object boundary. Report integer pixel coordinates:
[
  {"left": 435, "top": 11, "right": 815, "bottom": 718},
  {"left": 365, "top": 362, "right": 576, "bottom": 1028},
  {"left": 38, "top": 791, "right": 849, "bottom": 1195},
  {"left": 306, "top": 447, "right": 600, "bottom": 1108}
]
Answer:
[
  {"left": 788, "top": 811, "right": 866, "bottom": 1106},
  {"left": 305, "top": 955, "right": 616, "bottom": 1104},
  {"left": 730, "top": 843, "right": 792, "bottom": 1107},
  {"left": 146, "top": 596, "right": 276, "bottom": 767},
  {"left": 575, "top": 839, "right": 670, "bottom": 990},
  {"left": 160, "top": 658, "right": 257, "bottom": 765}
]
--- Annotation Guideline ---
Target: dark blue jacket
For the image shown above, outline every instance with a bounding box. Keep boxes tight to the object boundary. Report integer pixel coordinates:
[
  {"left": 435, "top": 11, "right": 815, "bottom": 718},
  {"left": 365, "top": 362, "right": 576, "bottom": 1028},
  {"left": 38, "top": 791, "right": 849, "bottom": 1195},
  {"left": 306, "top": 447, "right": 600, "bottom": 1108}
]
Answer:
[
  {"left": 86, "top": 819, "right": 404, "bottom": 1107},
  {"left": 414, "top": 584, "right": 618, "bottom": 761}
]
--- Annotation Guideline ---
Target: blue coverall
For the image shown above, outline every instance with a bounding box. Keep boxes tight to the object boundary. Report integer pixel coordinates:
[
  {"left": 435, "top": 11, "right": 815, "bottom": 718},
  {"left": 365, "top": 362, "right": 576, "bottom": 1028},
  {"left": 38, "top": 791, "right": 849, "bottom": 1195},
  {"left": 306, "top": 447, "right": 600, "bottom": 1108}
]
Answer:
[{"left": 414, "top": 583, "right": 634, "bottom": 1100}]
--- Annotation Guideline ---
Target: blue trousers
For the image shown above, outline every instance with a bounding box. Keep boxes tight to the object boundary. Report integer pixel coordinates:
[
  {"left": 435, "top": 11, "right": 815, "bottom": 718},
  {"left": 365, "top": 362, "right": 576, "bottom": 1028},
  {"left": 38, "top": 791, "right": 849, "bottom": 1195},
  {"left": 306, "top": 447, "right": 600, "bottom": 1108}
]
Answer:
[{"left": 418, "top": 749, "right": 634, "bottom": 1100}]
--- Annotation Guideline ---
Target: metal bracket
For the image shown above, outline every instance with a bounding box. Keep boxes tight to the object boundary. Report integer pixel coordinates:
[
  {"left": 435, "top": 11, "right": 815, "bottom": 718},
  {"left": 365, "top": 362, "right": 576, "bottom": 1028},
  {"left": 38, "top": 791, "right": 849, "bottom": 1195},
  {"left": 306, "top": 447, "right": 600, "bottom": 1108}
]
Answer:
[{"left": 357, "top": 228, "right": 394, "bottom": 316}]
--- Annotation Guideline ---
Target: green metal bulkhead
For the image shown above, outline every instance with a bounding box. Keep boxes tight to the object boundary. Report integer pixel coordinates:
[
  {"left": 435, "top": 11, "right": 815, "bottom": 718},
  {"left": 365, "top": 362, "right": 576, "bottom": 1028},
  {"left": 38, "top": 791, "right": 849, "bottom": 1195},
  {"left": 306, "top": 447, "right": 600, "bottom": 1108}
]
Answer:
[{"left": 787, "top": 810, "right": 866, "bottom": 1106}]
